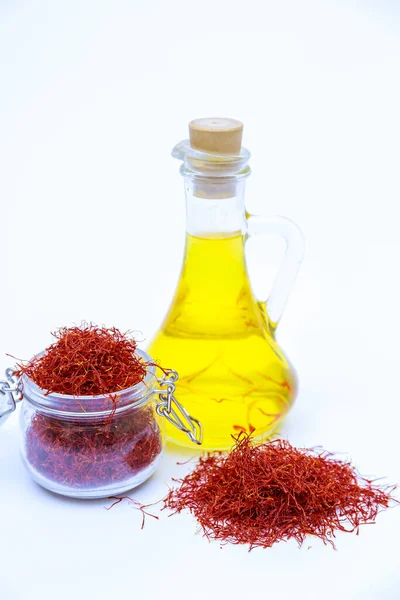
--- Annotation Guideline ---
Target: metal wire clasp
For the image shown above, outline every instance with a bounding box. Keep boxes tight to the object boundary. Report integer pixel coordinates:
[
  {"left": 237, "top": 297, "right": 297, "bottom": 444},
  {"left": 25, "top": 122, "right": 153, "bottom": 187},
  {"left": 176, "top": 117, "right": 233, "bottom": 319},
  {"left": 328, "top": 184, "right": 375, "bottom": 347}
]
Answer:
[
  {"left": 0, "top": 368, "right": 23, "bottom": 427},
  {"left": 156, "top": 370, "right": 203, "bottom": 445}
]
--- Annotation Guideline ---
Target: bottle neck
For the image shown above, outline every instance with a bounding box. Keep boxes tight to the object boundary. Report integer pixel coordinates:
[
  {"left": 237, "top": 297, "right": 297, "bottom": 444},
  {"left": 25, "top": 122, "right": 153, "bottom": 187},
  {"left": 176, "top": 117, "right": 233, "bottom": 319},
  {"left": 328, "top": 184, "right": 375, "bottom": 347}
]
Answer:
[{"left": 184, "top": 176, "right": 247, "bottom": 238}]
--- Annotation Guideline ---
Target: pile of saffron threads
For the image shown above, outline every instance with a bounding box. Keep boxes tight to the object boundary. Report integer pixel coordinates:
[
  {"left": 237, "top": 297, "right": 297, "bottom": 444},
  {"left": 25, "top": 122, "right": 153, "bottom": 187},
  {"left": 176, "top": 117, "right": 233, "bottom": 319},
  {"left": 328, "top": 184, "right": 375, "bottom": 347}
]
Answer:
[
  {"left": 14, "top": 324, "right": 148, "bottom": 397},
  {"left": 165, "top": 434, "right": 396, "bottom": 550},
  {"left": 14, "top": 324, "right": 163, "bottom": 490}
]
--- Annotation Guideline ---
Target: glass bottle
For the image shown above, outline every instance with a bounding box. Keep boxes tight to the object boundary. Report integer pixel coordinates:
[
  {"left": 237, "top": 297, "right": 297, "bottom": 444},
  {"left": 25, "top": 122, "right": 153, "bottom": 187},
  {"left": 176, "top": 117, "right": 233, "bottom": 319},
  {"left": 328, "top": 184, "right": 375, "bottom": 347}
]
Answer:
[{"left": 148, "top": 118, "right": 305, "bottom": 450}]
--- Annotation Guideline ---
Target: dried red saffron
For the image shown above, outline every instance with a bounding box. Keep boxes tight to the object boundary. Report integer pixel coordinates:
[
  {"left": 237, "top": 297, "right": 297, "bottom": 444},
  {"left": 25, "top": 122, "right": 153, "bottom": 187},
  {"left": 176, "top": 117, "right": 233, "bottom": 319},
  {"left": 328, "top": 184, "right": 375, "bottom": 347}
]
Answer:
[
  {"left": 165, "top": 434, "right": 396, "bottom": 550},
  {"left": 15, "top": 324, "right": 163, "bottom": 494},
  {"left": 105, "top": 496, "right": 160, "bottom": 529},
  {"left": 14, "top": 324, "right": 148, "bottom": 396},
  {"left": 26, "top": 408, "right": 162, "bottom": 490}
]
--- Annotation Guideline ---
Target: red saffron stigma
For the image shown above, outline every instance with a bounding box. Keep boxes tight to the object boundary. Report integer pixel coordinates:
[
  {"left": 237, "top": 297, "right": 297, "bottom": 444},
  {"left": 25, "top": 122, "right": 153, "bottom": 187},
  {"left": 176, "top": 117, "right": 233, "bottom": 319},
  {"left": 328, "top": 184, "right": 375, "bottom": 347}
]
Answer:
[
  {"left": 164, "top": 433, "right": 397, "bottom": 550},
  {"left": 14, "top": 324, "right": 163, "bottom": 492},
  {"left": 14, "top": 324, "right": 148, "bottom": 396}
]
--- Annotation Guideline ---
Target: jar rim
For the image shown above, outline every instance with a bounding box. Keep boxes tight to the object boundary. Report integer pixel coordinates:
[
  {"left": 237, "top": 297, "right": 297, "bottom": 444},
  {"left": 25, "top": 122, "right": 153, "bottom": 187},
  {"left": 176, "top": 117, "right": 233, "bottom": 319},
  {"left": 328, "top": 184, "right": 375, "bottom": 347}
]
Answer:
[{"left": 20, "top": 348, "right": 158, "bottom": 416}]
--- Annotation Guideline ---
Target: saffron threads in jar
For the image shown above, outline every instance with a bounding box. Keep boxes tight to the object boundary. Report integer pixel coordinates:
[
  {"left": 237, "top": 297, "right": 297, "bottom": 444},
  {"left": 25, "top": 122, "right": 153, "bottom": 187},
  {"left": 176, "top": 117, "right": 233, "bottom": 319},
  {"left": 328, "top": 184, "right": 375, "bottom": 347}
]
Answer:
[
  {"left": 165, "top": 434, "right": 396, "bottom": 550},
  {"left": 26, "top": 408, "right": 162, "bottom": 489},
  {"left": 15, "top": 324, "right": 164, "bottom": 492},
  {"left": 14, "top": 324, "right": 148, "bottom": 396}
]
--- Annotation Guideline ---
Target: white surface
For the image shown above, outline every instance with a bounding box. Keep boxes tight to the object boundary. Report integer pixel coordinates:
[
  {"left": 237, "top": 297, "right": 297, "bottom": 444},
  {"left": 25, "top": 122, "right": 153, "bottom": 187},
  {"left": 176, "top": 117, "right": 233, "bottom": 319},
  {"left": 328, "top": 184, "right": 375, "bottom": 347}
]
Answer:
[{"left": 1, "top": 1, "right": 400, "bottom": 599}]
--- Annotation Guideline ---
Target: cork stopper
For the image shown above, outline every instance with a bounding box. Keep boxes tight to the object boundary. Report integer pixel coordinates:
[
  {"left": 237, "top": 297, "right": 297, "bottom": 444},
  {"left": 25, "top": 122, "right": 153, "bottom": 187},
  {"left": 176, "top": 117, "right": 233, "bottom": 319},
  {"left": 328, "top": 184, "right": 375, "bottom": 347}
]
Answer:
[{"left": 189, "top": 117, "right": 243, "bottom": 155}]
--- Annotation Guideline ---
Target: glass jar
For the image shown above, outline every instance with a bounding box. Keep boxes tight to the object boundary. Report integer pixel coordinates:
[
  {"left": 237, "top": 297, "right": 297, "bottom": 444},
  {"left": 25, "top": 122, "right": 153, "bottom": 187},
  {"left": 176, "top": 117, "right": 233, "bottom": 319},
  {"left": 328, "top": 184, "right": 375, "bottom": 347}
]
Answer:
[{"left": 1, "top": 350, "right": 201, "bottom": 499}]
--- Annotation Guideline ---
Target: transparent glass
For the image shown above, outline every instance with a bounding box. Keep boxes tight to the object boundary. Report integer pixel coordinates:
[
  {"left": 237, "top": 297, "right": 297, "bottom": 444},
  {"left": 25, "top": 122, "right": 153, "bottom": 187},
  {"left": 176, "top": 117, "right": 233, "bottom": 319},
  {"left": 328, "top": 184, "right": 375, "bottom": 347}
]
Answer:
[
  {"left": 148, "top": 140, "right": 305, "bottom": 450},
  {"left": 0, "top": 387, "right": 15, "bottom": 427},
  {"left": 19, "top": 350, "right": 165, "bottom": 499}
]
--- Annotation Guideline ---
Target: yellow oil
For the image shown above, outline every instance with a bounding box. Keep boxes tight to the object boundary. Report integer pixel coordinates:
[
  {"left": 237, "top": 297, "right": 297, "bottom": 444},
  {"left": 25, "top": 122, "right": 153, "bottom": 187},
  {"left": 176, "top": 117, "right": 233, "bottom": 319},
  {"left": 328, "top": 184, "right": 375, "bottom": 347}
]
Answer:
[{"left": 148, "top": 232, "right": 296, "bottom": 450}]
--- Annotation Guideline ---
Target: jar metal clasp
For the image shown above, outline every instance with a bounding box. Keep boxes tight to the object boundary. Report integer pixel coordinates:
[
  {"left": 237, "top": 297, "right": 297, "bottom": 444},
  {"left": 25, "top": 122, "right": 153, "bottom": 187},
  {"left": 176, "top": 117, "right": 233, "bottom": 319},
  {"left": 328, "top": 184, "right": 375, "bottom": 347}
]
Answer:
[
  {"left": 0, "top": 368, "right": 23, "bottom": 426},
  {"left": 156, "top": 370, "right": 203, "bottom": 445},
  {"left": 0, "top": 367, "right": 203, "bottom": 445}
]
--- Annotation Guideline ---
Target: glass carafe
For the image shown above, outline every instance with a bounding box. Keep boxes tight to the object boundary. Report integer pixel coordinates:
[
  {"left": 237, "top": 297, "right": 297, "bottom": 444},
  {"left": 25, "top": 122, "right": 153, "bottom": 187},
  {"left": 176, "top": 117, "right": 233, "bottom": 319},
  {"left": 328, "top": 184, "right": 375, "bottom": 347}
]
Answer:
[{"left": 148, "top": 119, "right": 304, "bottom": 450}]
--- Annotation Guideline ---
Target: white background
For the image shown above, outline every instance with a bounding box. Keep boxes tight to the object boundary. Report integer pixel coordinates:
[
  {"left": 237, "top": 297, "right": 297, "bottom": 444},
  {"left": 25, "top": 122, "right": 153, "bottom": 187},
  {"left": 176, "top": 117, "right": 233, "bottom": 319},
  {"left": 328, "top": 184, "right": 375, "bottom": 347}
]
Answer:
[{"left": 1, "top": 1, "right": 400, "bottom": 599}]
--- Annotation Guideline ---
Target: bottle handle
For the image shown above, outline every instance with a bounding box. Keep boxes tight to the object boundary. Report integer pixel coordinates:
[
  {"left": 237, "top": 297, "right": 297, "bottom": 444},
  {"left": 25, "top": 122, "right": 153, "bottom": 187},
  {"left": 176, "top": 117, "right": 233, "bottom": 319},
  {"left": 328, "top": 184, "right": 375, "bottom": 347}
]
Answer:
[{"left": 246, "top": 214, "right": 305, "bottom": 329}]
